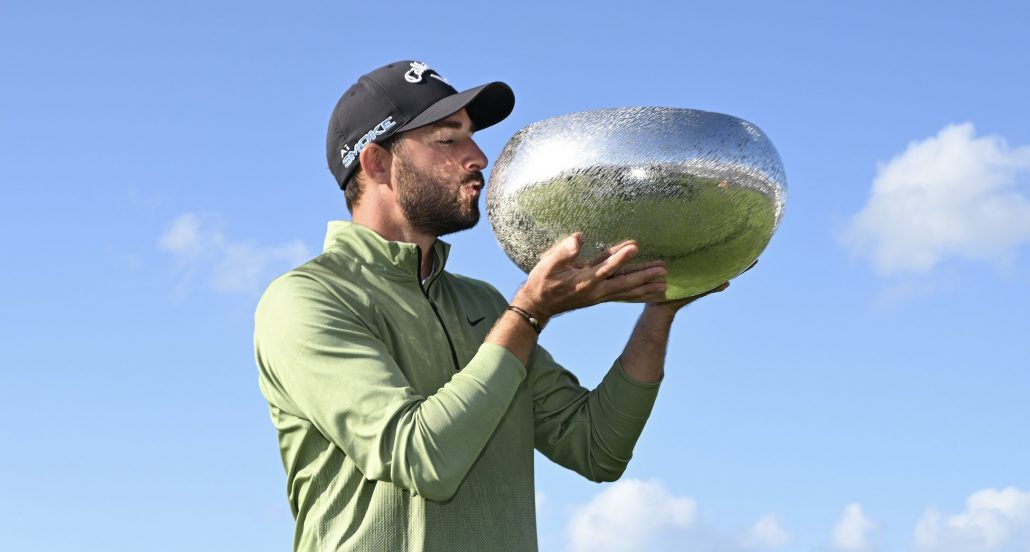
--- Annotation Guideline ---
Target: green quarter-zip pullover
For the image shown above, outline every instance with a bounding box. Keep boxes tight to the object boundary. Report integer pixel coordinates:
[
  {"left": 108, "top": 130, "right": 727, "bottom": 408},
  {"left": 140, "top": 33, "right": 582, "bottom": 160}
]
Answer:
[{"left": 255, "top": 221, "right": 661, "bottom": 551}]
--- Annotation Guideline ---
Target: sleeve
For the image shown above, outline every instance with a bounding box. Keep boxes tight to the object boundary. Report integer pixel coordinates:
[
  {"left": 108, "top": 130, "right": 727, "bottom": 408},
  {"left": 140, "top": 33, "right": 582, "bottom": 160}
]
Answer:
[
  {"left": 254, "top": 273, "right": 527, "bottom": 502},
  {"left": 529, "top": 345, "right": 661, "bottom": 482}
]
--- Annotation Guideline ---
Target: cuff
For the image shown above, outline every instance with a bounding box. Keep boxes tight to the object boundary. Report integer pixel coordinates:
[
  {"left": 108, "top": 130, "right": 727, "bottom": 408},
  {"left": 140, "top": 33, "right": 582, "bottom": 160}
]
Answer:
[{"left": 598, "top": 359, "right": 662, "bottom": 420}]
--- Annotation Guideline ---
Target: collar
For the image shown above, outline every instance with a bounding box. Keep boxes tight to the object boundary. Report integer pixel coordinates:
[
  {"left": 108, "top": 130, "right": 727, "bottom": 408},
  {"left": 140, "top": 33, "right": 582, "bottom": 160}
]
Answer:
[{"left": 322, "top": 221, "right": 450, "bottom": 286}]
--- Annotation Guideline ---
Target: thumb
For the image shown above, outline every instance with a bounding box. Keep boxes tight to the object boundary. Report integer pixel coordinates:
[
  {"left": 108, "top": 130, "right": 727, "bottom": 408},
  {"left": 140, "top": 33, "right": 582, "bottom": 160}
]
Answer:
[
  {"left": 540, "top": 233, "right": 582, "bottom": 269},
  {"left": 562, "top": 233, "right": 582, "bottom": 256}
]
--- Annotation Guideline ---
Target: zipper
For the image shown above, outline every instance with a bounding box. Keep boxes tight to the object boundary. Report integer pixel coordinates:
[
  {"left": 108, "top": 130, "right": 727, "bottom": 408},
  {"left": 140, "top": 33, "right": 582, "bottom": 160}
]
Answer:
[{"left": 417, "top": 246, "right": 461, "bottom": 372}]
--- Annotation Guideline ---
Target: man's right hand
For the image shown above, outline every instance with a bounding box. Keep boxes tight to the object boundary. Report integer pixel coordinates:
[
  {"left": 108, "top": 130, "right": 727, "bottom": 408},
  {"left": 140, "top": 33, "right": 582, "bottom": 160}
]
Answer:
[{"left": 511, "top": 233, "right": 669, "bottom": 323}]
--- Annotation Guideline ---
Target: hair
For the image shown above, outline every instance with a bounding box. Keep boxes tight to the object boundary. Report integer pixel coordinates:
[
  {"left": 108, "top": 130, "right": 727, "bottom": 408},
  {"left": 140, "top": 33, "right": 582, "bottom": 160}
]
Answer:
[{"left": 344, "top": 135, "right": 401, "bottom": 213}]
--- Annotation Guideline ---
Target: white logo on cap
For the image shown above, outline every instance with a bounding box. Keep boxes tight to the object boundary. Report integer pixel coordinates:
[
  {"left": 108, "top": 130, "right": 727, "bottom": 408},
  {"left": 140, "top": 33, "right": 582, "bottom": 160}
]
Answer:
[
  {"left": 404, "top": 61, "right": 449, "bottom": 84},
  {"left": 341, "top": 116, "right": 396, "bottom": 169}
]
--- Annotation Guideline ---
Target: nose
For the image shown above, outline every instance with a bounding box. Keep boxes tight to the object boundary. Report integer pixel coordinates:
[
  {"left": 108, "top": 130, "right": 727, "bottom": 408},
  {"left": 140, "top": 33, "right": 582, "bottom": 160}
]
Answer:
[{"left": 464, "top": 138, "right": 488, "bottom": 172}]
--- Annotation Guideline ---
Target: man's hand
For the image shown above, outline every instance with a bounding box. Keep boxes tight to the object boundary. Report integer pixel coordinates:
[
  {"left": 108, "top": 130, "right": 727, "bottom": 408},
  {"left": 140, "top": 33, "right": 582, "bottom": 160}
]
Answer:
[
  {"left": 640, "top": 259, "right": 755, "bottom": 319},
  {"left": 511, "top": 233, "right": 668, "bottom": 323},
  {"left": 644, "top": 281, "right": 730, "bottom": 317}
]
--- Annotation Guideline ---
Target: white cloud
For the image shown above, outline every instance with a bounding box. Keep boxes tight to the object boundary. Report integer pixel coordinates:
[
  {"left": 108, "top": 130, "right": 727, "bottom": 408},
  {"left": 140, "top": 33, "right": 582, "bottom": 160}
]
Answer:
[
  {"left": 567, "top": 479, "right": 697, "bottom": 552},
  {"left": 830, "top": 503, "right": 879, "bottom": 552},
  {"left": 743, "top": 514, "right": 790, "bottom": 549},
  {"left": 159, "top": 212, "right": 226, "bottom": 261},
  {"left": 159, "top": 212, "right": 309, "bottom": 293},
  {"left": 843, "top": 123, "right": 1030, "bottom": 276},
  {"left": 914, "top": 487, "right": 1030, "bottom": 552},
  {"left": 565, "top": 479, "right": 788, "bottom": 552}
]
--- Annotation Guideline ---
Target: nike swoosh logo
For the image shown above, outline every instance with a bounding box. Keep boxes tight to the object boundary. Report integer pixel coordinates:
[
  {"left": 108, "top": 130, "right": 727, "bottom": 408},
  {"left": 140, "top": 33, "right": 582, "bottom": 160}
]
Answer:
[{"left": 467, "top": 316, "right": 486, "bottom": 326}]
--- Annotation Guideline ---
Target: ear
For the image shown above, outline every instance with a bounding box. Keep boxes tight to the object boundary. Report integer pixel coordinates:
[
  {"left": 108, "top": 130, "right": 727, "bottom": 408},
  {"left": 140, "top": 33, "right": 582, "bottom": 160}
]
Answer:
[{"left": 358, "top": 143, "right": 392, "bottom": 185}]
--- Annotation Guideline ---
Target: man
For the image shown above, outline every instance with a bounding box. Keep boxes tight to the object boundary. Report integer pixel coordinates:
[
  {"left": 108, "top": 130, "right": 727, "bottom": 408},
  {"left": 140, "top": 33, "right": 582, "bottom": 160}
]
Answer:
[{"left": 255, "top": 60, "right": 727, "bottom": 551}]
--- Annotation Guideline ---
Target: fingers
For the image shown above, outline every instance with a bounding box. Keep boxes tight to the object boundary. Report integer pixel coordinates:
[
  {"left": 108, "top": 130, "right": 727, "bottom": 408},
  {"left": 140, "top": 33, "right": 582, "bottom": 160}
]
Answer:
[
  {"left": 537, "top": 233, "right": 583, "bottom": 272},
  {"left": 619, "top": 278, "right": 733, "bottom": 306},
  {"left": 526, "top": 235, "right": 683, "bottom": 313},
  {"left": 586, "top": 239, "right": 638, "bottom": 267},
  {"left": 594, "top": 264, "right": 668, "bottom": 302},
  {"left": 602, "top": 282, "right": 669, "bottom": 303},
  {"left": 591, "top": 242, "right": 641, "bottom": 280},
  {"left": 613, "top": 260, "right": 665, "bottom": 276},
  {"left": 609, "top": 264, "right": 667, "bottom": 287},
  {"left": 541, "top": 236, "right": 652, "bottom": 278}
]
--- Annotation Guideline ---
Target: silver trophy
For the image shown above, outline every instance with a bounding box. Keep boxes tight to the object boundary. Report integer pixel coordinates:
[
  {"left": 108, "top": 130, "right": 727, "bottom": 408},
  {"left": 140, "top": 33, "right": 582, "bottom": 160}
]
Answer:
[{"left": 487, "top": 107, "right": 787, "bottom": 300}]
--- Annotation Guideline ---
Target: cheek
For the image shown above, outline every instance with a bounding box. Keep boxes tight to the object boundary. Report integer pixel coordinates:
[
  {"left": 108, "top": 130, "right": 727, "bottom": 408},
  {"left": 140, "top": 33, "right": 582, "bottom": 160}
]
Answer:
[
  {"left": 434, "top": 155, "right": 463, "bottom": 175},
  {"left": 427, "top": 159, "right": 461, "bottom": 183}
]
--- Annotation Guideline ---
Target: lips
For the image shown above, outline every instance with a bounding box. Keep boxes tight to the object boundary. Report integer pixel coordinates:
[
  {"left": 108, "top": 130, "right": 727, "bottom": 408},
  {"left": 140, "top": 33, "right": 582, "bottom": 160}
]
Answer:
[
  {"left": 462, "top": 170, "right": 485, "bottom": 189},
  {"left": 463, "top": 177, "right": 484, "bottom": 194}
]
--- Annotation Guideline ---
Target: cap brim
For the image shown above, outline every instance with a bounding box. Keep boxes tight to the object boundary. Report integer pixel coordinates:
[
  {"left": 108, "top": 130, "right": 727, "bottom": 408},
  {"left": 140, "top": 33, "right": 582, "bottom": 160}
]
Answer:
[{"left": 396, "top": 81, "right": 515, "bottom": 133}]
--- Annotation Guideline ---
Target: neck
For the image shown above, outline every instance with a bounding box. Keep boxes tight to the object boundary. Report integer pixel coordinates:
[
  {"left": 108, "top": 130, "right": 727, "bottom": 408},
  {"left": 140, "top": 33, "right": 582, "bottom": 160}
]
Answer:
[{"left": 352, "top": 211, "right": 437, "bottom": 280}]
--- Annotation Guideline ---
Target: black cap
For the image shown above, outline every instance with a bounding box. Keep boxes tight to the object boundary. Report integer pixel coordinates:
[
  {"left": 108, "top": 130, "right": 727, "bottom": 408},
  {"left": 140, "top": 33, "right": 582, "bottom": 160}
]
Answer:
[{"left": 326, "top": 60, "right": 515, "bottom": 189}]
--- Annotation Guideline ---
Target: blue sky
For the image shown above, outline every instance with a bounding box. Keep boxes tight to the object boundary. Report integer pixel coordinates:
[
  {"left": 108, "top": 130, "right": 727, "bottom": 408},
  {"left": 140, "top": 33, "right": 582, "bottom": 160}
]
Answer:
[{"left": 2, "top": 1, "right": 1029, "bottom": 551}]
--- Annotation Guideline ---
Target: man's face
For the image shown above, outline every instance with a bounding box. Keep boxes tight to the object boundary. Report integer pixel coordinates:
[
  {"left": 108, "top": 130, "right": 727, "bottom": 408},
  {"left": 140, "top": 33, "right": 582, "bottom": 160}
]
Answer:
[{"left": 391, "top": 109, "right": 487, "bottom": 237}]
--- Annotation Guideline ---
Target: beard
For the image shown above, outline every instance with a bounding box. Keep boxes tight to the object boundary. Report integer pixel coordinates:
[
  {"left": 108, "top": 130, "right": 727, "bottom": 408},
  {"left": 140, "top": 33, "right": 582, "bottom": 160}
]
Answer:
[{"left": 395, "top": 156, "right": 483, "bottom": 237}]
